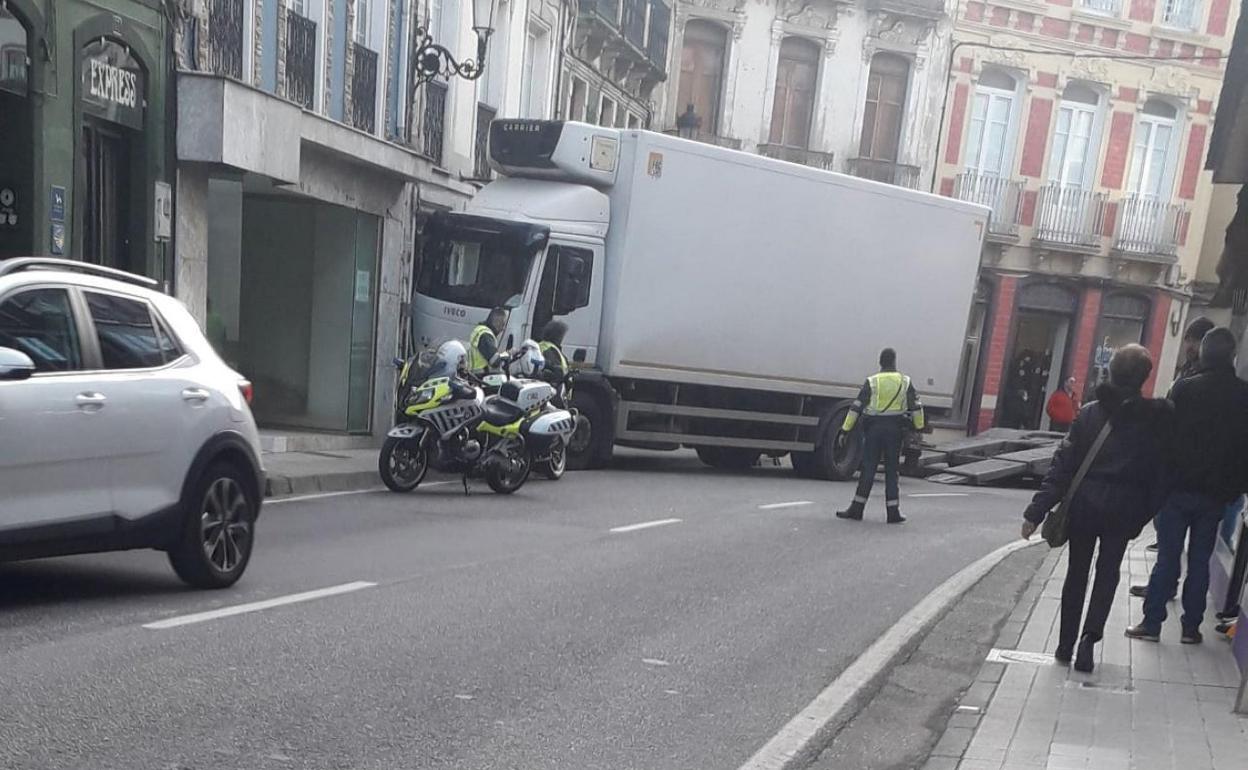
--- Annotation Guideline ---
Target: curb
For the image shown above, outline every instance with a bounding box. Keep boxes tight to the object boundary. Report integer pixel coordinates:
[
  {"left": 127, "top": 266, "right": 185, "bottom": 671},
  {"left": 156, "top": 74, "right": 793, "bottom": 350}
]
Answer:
[
  {"left": 265, "top": 470, "right": 379, "bottom": 499},
  {"left": 738, "top": 537, "right": 1045, "bottom": 770}
]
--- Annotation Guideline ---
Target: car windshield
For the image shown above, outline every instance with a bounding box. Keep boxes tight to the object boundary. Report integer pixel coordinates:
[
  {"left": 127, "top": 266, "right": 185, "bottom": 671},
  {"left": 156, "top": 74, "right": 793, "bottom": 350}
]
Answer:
[{"left": 416, "top": 216, "right": 546, "bottom": 309}]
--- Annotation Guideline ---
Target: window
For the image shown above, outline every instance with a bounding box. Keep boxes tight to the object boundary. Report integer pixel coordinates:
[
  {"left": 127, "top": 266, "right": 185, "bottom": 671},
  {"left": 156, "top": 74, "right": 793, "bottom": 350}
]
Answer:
[
  {"left": 0, "top": 7, "right": 29, "bottom": 95},
  {"left": 677, "top": 20, "right": 728, "bottom": 134},
  {"left": 1127, "top": 99, "right": 1179, "bottom": 198},
  {"left": 355, "top": 0, "right": 371, "bottom": 45},
  {"left": 599, "top": 96, "right": 616, "bottom": 128},
  {"left": 965, "top": 69, "right": 1018, "bottom": 175},
  {"left": 769, "top": 37, "right": 820, "bottom": 148},
  {"left": 628, "top": 113, "right": 640, "bottom": 129},
  {"left": 567, "top": 77, "right": 588, "bottom": 122},
  {"left": 859, "top": 53, "right": 909, "bottom": 162},
  {"left": 85, "top": 293, "right": 167, "bottom": 370},
  {"left": 521, "top": 25, "right": 552, "bottom": 119},
  {"left": 0, "top": 289, "right": 82, "bottom": 372},
  {"left": 1081, "top": 0, "right": 1120, "bottom": 15},
  {"left": 1048, "top": 84, "right": 1101, "bottom": 188},
  {"left": 291, "top": 0, "right": 306, "bottom": 14},
  {"left": 1161, "top": 0, "right": 1201, "bottom": 29}
]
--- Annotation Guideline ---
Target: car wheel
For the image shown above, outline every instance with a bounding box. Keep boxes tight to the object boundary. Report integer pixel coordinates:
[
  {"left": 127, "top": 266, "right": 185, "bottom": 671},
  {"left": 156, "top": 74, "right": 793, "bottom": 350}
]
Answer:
[{"left": 168, "top": 462, "right": 256, "bottom": 589}]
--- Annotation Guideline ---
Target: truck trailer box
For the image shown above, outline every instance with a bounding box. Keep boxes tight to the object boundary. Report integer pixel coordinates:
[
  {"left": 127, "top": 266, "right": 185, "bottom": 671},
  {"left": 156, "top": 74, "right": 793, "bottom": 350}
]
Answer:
[{"left": 597, "top": 132, "right": 989, "bottom": 408}]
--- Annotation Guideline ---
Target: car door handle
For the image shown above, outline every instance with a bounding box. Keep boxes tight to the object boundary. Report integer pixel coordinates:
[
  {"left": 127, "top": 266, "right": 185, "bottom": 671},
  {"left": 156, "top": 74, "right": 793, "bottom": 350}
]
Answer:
[
  {"left": 75, "top": 392, "right": 107, "bottom": 410},
  {"left": 181, "top": 388, "right": 211, "bottom": 402}
]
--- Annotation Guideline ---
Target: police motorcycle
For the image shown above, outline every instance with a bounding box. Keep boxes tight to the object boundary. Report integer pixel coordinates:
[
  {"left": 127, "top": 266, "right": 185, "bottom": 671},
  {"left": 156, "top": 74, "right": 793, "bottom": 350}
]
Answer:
[
  {"left": 505, "top": 340, "right": 578, "bottom": 481},
  {"left": 379, "top": 340, "right": 573, "bottom": 494}
]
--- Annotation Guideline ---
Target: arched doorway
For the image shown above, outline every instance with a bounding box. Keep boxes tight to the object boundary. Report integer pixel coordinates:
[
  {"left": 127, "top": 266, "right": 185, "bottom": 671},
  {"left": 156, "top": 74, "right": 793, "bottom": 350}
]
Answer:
[
  {"left": 0, "top": 3, "right": 35, "bottom": 258},
  {"left": 75, "top": 18, "right": 152, "bottom": 275},
  {"left": 999, "top": 282, "right": 1079, "bottom": 430}
]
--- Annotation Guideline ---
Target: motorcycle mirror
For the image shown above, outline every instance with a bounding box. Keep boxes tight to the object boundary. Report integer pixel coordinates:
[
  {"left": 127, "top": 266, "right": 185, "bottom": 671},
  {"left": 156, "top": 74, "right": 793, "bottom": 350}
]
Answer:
[{"left": 393, "top": 357, "right": 404, "bottom": 369}]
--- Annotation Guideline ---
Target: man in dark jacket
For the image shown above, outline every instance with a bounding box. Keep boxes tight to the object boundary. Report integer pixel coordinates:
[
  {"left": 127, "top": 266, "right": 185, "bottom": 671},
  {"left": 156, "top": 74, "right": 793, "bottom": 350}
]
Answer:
[
  {"left": 1127, "top": 328, "right": 1248, "bottom": 645},
  {"left": 1022, "top": 344, "right": 1172, "bottom": 672}
]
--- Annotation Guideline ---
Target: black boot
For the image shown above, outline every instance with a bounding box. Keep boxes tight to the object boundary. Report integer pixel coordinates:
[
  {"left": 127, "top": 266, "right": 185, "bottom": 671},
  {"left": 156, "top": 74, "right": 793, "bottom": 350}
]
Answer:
[
  {"left": 836, "top": 501, "right": 864, "bottom": 520},
  {"left": 886, "top": 506, "right": 906, "bottom": 524},
  {"left": 1074, "top": 635, "right": 1096, "bottom": 673},
  {"left": 1054, "top": 644, "right": 1073, "bottom": 665}
]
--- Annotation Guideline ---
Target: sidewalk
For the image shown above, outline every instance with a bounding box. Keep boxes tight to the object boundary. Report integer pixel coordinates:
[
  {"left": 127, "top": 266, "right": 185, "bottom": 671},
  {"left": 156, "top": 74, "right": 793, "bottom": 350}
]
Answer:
[
  {"left": 925, "top": 541, "right": 1248, "bottom": 770},
  {"left": 262, "top": 448, "right": 381, "bottom": 497}
]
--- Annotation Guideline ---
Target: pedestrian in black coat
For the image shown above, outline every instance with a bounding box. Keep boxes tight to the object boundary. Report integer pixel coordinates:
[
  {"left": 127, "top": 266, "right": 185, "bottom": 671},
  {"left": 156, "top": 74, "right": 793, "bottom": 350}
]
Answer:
[{"left": 1021, "top": 344, "right": 1173, "bottom": 673}]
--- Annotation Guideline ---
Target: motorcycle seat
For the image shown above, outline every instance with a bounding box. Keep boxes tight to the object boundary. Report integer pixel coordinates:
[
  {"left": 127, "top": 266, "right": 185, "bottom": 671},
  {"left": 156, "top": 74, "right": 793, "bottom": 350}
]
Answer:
[{"left": 481, "top": 399, "right": 526, "bottom": 426}]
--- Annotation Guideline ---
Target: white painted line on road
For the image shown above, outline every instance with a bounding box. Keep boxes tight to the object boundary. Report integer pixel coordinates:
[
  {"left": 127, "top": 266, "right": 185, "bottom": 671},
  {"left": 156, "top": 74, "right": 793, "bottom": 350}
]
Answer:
[
  {"left": 642, "top": 658, "right": 670, "bottom": 667},
  {"left": 986, "top": 648, "right": 1055, "bottom": 666},
  {"left": 738, "top": 538, "right": 1042, "bottom": 770},
  {"left": 267, "top": 482, "right": 455, "bottom": 506},
  {"left": 759, "top": 501, "right": 814, "bottom": 510},
  {"left": 142, "top": 581, "right": 377, "bottom": 630},
  {"left": 909, "top": 493, "right": 971, "bottom": 498},
  {"left": 609, "top": 518, "right": 682, "bottom": 534}
]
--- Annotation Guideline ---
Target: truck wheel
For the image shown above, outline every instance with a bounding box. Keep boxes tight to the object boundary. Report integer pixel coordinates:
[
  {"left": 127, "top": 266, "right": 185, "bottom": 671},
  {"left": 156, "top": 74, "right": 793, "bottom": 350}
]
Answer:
[
  {"left": 696, "top": 446, "right": 761, "bottom": 470},
  {"left": 813, "top": 405, "right": 861, "bottom": 481},
  {"left": 568, "top": 391, "right": 611, "bottom": 470}
]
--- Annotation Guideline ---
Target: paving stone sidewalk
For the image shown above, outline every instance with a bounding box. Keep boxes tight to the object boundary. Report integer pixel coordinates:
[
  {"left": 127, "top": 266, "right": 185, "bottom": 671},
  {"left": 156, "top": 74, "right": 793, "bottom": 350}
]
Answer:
[{"left": 925, "top": 541, "right": 1248, "bottom": 770}]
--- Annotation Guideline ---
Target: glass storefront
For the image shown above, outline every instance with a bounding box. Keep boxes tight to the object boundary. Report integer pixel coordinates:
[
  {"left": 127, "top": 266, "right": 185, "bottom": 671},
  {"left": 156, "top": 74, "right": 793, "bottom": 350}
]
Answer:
[
  {"left": 207, "top": 184, "right": 378, "bottom": 433},
  {"left": 1087, "top": 294, "right": 1151, "bottom": 396}
]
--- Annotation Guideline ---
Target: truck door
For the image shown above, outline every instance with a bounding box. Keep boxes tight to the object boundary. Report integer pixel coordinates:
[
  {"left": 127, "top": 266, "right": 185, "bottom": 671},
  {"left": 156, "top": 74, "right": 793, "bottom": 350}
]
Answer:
[{"left": 531, "top": 241, "right": 602, "bottom": 364}]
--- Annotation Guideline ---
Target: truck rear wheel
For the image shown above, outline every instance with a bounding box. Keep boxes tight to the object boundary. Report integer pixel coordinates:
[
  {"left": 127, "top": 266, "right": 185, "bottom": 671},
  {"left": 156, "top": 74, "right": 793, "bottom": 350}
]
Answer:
[
  {"left": 567, "top": 391, "right": 612, "bottom": 470},
  {"left": 696, "top": 446, "right": 761, "bottom": 471}
]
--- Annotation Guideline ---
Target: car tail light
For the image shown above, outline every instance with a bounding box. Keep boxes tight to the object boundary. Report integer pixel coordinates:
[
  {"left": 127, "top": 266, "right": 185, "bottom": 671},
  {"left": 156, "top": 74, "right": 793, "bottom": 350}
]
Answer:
[{"left": 238, "top": 380, "right": 254, "bottom": 405}]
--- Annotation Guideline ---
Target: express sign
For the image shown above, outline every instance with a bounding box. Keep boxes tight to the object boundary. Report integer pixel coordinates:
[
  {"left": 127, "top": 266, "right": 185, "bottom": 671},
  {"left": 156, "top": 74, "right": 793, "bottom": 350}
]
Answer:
[{"left": 80, "top": 39, "right": 145, "bottom": 129}]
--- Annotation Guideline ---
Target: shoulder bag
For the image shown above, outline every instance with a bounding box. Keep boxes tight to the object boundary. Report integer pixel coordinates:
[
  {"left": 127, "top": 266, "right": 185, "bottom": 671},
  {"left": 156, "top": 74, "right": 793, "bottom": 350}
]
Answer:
[{"left": 1042, "top": 419, "right": 1113, "bottom": 548}]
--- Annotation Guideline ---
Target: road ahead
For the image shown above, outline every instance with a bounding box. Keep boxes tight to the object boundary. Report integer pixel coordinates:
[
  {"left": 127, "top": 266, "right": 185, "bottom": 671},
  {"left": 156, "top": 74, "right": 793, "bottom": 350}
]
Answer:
[{"left": 0, "top": 452, "right": 1031, "bottom": 770}]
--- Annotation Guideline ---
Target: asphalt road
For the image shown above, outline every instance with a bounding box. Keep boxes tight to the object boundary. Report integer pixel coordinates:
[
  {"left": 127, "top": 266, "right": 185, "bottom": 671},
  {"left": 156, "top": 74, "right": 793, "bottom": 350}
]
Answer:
[{"left": 0, "top": 451, "right": 1032, "bottom": 770}]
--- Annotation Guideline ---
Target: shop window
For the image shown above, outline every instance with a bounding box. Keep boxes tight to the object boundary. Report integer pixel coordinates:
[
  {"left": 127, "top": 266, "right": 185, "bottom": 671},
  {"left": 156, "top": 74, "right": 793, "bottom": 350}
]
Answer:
[
  {"left": 1088, "top": 293, "right": 1151, "bottom": 391},
  {"left": 769, "top": 36, "right": 819, "bottom": 149}
]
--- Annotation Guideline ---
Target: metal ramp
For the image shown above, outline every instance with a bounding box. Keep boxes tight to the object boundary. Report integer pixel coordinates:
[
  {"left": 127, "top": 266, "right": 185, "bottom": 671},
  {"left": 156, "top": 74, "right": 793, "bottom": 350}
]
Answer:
[{"left": 917, "top": 429, "right": 1064, "bottom": 486}]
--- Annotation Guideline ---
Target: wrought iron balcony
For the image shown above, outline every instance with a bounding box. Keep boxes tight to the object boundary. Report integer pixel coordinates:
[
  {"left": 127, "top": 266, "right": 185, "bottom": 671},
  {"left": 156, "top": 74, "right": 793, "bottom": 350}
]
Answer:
[
  {"left": 953, "top": 172, "right": 1024, "bottom": 238},
  {"left": 664, "top": 129, "right": 742, "bottom": 150},
  {"left": 474, "top": 104, "right": 497, "bottom": 180},
  {"left": 416, "top": 80, "right": 448, "bottom": 164},
  {"left": 583, "top": 0, "right": 622, "bottom": 27},
  {"left": 576, "top": 0, "right": 667, "bottom": 90},
  {"left": 756, "top": 144, "right": 835, "bottom": 171},
  {"left": 1034, "top": 184, "right": 1107, "bottom": 250},
  {"left": 350, "top": 43, "right": 378, "bottom": 134},
  {"left": 1113, "top": 195, "right": 1186, "bottom": 259},
  {"left": 285, "top": 11, "right": 316, "bottom": 109},
  {"left": 845, "top": 158, "right": 922, "bottom": 189},
  {"left": 207, "top": 0, "right": 244, "bottom": 79}
]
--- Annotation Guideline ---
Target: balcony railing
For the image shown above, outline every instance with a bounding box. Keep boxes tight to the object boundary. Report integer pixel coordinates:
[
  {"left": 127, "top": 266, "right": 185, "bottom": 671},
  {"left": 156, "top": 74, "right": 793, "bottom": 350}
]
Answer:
[
  {"left": 864, "top": 0, "right": 945, "bottom": 20},
  {"left": 1113, "top": 195, "right": 1186, "bottom": 258},
  {"left": 1161, "top": 0, "right": 1201, "bottom": 29},
  {"left": 417, "top": 80, "right": 448, "bottom": 164},
  {"left": 953, "top": 172, "right": 1024, "bottom": 238},
  {"left": 208, "top": 0, "right": 244, "bottom": 79},
  {"left": 622, "top": 0, "right": 647, "bottom": 50},
  {"left": 846, "top": 158, "right": 922, "bottom": 189},
  {"left": 474, "top": 104, "right": 497, "bottom": 180},
  {"left": 350, "top": 43, "right": 378, "bottom": 134},
  {"left": 756, "top": 144, "right": 835, "bottom": 171},
  {"left": 1080, "top": 0, "right": 1122, "bottom": 14},
  {"left": 663, "top": 129, "right": 742, "bottom": 149},
  {"left": 647, "top": 1, "right": 671, "bottom": 67},
  {"left": 1035, "top": 184, "right": 1106, "bottom": 249},
  {"left": 285, "top": 11, "right": 316, "bottom": 109}
]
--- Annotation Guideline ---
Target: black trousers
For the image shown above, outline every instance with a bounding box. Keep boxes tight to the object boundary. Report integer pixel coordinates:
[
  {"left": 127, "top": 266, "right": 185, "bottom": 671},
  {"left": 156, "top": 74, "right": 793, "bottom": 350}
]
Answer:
[
  {"left": 854, "top": 419, "right": 904, "bottom": 509},
  {"left": 1060, "top": 515, "right": 1130, "bottom": 649}
]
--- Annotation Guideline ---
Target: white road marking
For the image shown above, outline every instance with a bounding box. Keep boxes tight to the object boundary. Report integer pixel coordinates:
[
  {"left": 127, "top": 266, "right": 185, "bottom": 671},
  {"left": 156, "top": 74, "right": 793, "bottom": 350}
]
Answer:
[
  {"left": 986, "top": 648, "right": 1056, "bottom": 666},
  {"left": 609, "top": 518, "right": 682, "bottom": 534},
  {"left": 738, "top": 538, "right": 1041, "bottom": 770},
  {"left": 758, "top": 501, "right": 814, "bottom": 510},
  {"left": 142, "top": 581, "right": 377, "bottom": 629},
  {"left": 908, "top": 493, "right": 971, "bottom": 498},
  {"left": 267, "top": 481, "right": 455, "bottom": 505},
  {"left": 454, "top": 694, "right": 475, "bottom": 701},
  {"left": 642, "top": 658, "right": 670, "bottom": 667}
]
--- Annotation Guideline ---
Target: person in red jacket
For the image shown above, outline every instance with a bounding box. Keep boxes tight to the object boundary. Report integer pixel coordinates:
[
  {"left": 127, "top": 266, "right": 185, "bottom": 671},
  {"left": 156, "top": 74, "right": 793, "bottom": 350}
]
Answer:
[{"left": 1046, "top": 377, "right": 1079, "bottom": 432}]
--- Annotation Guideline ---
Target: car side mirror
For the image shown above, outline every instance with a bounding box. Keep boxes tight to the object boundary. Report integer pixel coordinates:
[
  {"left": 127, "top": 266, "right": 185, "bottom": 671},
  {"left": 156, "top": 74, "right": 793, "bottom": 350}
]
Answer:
[{"left": 0, "top": 347, "right": 36, "bottom": 381}]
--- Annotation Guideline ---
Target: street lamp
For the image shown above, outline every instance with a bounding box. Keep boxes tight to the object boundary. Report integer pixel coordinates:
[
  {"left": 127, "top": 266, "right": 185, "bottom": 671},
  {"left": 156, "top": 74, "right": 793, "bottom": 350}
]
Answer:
[
  {"left": 409, "top": 0, "right": 498, "bottom": 91},
  {"left": 675, "top": 104, "right": 701, "bottom": 140}
]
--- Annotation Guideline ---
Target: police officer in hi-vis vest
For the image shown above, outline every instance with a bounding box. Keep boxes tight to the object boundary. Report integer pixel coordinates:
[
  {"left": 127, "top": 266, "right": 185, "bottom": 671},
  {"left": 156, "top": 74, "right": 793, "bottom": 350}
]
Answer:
[
  {"left": 836, "top": 348, "right": 925, "bottom": 524},
  {"left": 466, "top": 307, "right": 508, "bottom": 375}
]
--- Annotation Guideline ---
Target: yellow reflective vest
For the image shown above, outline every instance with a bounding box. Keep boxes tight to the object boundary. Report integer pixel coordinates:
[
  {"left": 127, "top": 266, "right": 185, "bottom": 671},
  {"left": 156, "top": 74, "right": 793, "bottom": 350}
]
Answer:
[
  {"left": 467, "top": 324, "right": 495, "bottom": 373},
  {"left": 842, "top": 371, "right": 925, "bottom": 432}
]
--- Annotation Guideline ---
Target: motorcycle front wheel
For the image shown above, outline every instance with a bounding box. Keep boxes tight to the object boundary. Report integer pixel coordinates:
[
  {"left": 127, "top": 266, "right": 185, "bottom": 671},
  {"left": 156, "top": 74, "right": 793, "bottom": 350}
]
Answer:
[
  {"left": 379, "top": 436, "right": 429, "bottom": 493},
  {"left": 485, "top": 443, "right": 532, "bottom": 494}
]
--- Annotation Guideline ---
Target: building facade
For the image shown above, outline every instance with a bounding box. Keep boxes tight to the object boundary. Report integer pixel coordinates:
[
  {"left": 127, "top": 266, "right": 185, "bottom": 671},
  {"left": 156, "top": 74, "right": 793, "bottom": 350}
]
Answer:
[
  {"left": 935, "top": 0, "right": 1237, "bottom": 432},
  {"left": 651, "top": 0, "right": 952, "bottom": 188},
  {"left": 0, "top": 0, "right": 174, "bottom": 281},
  {"left": 168, "top": 0, "right": 668, "bottom": 439}
]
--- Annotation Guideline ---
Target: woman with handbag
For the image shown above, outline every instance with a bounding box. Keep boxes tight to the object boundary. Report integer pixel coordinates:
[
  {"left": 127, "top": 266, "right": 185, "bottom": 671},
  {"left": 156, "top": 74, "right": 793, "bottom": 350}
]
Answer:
[{"left": 1020, "top": 344, "right": 1172, "bottom": 673}]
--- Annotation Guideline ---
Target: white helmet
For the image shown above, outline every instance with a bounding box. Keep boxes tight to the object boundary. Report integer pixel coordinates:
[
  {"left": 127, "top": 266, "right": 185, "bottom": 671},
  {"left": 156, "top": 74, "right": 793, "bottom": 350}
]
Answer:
[
  {"left": 509, "top": 339, "right": 544, "bottom": 377},
  {"left": 435, "top": 339, "right": 468, "bottom": 375}
]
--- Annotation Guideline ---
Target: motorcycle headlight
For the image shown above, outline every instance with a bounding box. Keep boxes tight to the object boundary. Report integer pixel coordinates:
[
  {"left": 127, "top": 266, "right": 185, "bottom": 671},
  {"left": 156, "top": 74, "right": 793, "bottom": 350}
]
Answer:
[{"left": 408, "top": 387, "right": 436, "bottom": 405}]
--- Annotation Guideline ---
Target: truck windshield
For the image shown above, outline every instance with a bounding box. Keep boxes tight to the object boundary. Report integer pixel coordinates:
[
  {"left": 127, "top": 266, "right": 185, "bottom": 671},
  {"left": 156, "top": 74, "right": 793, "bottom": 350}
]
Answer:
[{"left": 416, "top": 215, "right": 548, "bottom": 309}]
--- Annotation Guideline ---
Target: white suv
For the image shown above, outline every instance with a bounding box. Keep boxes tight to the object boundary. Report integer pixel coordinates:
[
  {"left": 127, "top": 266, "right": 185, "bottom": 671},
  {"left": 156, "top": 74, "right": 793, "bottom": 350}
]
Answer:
[{"left": 0, "top": 259, "right": 264, "bottom": 588}]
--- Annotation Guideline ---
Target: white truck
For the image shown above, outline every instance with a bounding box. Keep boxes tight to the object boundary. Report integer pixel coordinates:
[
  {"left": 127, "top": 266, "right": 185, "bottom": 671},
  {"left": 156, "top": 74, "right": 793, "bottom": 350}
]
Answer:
[{"left": 411, "top": 120, "right": 988, "bottom": 478}]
